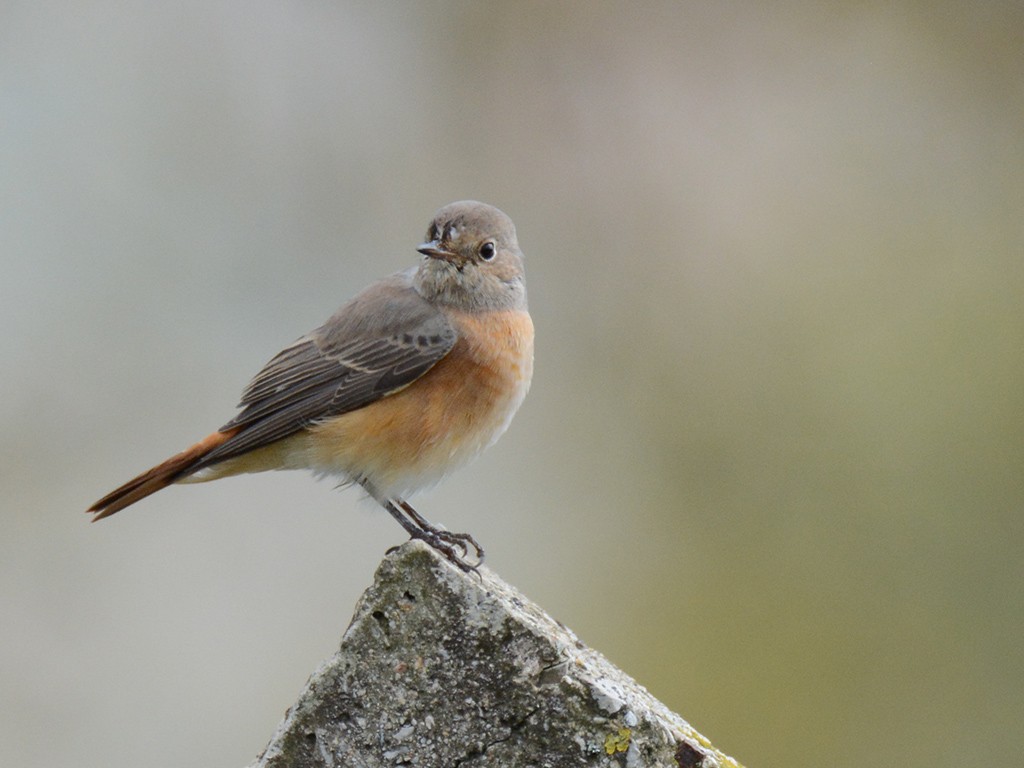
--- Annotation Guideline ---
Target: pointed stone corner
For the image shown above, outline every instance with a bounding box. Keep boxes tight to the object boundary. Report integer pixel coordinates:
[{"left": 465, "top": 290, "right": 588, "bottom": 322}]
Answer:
[{"left": 249, "top": 540, "right": 743, "bottom": 768}]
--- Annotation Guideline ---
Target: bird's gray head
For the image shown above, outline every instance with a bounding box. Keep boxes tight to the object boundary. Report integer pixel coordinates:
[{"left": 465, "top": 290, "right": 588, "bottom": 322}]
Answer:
[{"left": 414, "top": 201, "right": 527, "bottom": 313}]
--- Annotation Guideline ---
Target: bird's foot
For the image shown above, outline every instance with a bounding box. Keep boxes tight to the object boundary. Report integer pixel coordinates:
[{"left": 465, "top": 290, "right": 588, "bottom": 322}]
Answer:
[{"left": 411, "top": 527, "right": 484, "bottom": 572}]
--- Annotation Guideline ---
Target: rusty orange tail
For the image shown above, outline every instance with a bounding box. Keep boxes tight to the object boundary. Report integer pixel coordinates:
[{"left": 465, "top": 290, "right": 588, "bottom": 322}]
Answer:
[{"left": 87, "top": 428, "right": 240, "bottom": 521}]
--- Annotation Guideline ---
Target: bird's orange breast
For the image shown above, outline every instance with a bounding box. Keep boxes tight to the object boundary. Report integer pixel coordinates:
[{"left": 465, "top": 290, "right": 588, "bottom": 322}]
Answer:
[{"left": 303, "top": 307, "right": 534, "bottom": 496}]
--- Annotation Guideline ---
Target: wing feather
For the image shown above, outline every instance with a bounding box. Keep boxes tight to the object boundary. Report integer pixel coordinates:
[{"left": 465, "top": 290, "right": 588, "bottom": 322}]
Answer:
[{"left": 193, "top": 270, "right": 456, "bottom": 469}]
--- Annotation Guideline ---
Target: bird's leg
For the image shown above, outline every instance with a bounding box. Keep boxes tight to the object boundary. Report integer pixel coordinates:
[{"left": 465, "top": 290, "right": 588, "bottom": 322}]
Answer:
[
  {"left": 397, "top": 498, "right": 484, "bottom": 566},
  {"left": 388, "top": 497, "right": 484, "bottom": 572},
  {"left": 359, "top": 479, "right": 483, "bottom": 571}
]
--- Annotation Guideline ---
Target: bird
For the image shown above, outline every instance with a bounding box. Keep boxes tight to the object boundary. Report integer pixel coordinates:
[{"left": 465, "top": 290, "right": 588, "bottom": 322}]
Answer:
[{"left": 87, "top": 201, "right": 534, "bottom": 570}]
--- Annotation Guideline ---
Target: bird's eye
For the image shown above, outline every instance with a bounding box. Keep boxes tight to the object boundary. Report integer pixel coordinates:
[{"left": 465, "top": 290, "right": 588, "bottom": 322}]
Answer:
[{"left": 479, "top": 241, "right": 496, "bottom": 261}]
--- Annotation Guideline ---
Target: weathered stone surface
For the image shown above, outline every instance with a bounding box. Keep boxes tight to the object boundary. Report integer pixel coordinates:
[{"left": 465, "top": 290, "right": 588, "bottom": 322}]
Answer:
[{"left": 250, "top": 541, "right": 742, "bottom": 768}]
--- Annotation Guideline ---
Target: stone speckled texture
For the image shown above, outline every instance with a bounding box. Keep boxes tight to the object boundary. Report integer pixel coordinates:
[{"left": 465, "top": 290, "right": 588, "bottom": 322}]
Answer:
[{"left": 249, "top": 541, "right": 743, "bottom": 768}]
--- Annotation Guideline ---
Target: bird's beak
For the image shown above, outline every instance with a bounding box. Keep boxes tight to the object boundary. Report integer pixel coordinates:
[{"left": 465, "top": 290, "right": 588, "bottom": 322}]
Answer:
[{"left": 417, "top": 240, "right": 458, "bottom": 262}]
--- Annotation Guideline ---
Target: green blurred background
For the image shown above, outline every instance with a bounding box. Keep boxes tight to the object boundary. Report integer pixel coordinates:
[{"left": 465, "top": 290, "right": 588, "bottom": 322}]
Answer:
[{"left": 3, "top": 2, "right": 1022, "bottom": 766}]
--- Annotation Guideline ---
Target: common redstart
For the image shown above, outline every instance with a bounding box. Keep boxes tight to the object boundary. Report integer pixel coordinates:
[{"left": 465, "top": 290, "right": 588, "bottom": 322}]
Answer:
[{"left": 87, "top": 201, "right": 534, "bottom": 570}]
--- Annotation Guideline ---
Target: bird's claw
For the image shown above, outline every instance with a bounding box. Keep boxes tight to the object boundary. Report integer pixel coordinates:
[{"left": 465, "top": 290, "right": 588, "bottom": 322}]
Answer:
[{"left": 412, "top": 528, "right": 484, "bottom": 572}]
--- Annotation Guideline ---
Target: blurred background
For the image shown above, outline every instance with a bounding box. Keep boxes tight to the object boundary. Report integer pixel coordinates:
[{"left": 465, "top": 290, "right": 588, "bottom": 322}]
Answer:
[{"left": 2, "top": 2, "right": 1022, "bottom": 766}]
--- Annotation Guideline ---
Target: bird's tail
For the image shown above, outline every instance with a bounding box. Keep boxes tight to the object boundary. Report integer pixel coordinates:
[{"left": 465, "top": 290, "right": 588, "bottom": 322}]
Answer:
[{"left": 87, "top": 428, "right": 239, "bottom": 521}]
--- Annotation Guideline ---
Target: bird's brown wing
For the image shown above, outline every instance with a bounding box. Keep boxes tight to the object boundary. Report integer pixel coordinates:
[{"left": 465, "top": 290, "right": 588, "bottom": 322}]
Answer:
[{"left": 193, "top": 270, "right": 456, "bottom": 470}]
